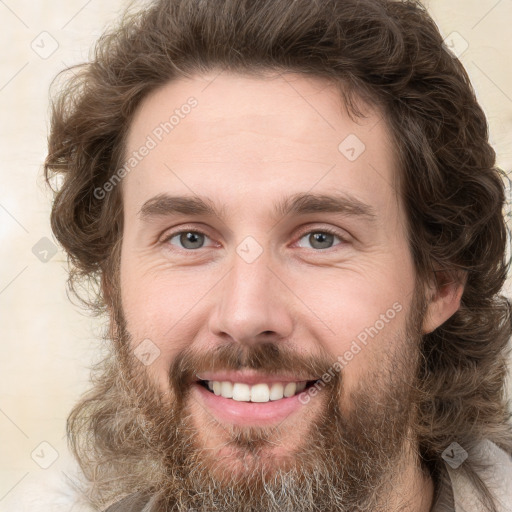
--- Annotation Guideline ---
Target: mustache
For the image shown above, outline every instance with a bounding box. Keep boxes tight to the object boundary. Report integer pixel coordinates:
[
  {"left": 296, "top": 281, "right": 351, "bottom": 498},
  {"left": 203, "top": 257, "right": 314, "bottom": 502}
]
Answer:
[{"left": 168, "top": 341, "right": 340, "bottom": 398}]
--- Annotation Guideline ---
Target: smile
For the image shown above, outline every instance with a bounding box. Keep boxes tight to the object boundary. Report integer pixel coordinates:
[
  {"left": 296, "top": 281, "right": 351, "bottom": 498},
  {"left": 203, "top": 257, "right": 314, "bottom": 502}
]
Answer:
[{"left": 193, "top": 373, "right": 322, "bottom": 426}]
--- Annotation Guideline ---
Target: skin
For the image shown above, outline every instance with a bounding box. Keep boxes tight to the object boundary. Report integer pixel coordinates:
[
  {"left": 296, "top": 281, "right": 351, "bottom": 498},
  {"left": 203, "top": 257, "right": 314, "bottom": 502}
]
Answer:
[{"left": 117, "top": 71, "right": 464, "bottom": 511}]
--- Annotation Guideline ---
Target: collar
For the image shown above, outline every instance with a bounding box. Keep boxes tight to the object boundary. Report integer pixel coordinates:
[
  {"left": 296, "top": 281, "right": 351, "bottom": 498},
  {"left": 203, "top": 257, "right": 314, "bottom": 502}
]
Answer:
[{"left": 432, "top": 439, "right": 512, "bottom": 512}]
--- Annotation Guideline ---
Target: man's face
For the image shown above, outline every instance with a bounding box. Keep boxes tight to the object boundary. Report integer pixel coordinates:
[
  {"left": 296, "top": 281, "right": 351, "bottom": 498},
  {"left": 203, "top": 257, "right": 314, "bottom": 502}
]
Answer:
[{"left": 112, "top": 71, "right": 429, "bottom": 510}]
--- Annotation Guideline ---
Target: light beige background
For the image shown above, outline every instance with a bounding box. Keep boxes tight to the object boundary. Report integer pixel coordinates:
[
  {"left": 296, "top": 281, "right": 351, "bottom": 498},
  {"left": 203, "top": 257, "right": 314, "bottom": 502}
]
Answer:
[{"left": 1, "top": 0, "right": 511, "bottom": 508}]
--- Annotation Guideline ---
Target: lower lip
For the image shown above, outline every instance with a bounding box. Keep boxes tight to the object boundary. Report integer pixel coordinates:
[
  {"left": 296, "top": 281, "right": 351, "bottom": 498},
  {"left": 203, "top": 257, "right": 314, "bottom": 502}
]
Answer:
[{"left": 193, "top": 382, "right": 315, "bottom": 426}]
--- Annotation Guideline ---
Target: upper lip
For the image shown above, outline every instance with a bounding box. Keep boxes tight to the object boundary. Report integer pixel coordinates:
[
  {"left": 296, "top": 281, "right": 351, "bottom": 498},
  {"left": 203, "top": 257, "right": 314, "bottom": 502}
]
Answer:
[{"left": 196, "top": 371, "right": 318, "bottom": 386}]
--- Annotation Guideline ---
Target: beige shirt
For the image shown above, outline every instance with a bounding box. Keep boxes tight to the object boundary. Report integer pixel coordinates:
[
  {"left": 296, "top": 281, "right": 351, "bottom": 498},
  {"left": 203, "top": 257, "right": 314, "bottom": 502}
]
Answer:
[{"left": 433, "top": 440, "right": 512, "bottom": 512}]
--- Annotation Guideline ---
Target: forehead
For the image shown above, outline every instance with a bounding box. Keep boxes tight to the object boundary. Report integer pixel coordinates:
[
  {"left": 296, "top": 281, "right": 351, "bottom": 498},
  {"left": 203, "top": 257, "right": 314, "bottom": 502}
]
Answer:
[{"left": 122, "top": 72, "right": 400, "bottom": 224}]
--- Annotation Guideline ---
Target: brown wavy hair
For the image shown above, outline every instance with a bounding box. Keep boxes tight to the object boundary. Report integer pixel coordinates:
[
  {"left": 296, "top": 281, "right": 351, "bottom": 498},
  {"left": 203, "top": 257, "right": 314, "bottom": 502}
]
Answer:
[{"left": 44, "top": 0, "right": 512, "bottom": 509}]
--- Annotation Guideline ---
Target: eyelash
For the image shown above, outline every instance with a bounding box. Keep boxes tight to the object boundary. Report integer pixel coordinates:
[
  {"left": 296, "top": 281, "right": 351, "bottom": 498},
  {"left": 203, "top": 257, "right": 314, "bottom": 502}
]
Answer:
[{"left": 159, "top": 225, "right": 348, "bottom": 252}]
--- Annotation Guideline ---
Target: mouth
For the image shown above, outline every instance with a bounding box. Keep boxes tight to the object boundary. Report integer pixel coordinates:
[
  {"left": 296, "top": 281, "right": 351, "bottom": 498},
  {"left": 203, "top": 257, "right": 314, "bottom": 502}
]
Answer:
[{"left": 192, "top": 374, "right": 322, "bottom": 426}]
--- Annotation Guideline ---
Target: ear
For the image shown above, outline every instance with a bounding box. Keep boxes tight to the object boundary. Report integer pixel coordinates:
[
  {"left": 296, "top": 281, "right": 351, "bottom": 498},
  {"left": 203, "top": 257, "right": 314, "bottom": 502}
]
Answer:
[{"left": 422, "top": 268, "right": 466, "bottom": 335}]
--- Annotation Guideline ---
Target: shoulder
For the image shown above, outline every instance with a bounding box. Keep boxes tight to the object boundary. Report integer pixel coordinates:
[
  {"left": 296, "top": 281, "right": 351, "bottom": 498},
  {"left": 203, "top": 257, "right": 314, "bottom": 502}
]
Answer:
[{"left": 447, "top": 439, "right": 512, "bottom": 512}]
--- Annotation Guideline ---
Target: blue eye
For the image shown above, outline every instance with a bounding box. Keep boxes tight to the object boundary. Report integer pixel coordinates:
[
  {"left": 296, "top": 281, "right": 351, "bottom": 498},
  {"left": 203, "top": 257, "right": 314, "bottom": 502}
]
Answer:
[
  {"left": 165, "top": 231, "right": 213, "bottom": 250},
  {"left": 161, "top": 227, "right": 346, "bottom": 252},
  {"left": 296, "top": 229, "right": 344, "bottom": 250}
]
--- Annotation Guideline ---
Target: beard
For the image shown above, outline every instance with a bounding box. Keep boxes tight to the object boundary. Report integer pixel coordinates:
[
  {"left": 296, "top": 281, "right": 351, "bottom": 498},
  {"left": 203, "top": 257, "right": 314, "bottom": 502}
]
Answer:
[{"left": 68, "top": 284, "right": 430, "bottom": 512}]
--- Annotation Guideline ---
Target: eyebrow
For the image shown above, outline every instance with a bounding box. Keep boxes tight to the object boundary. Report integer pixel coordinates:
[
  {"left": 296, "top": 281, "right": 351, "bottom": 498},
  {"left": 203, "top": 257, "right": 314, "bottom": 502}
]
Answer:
[{"left": 138, "top": 192, "right": 377, "bottom": 224}]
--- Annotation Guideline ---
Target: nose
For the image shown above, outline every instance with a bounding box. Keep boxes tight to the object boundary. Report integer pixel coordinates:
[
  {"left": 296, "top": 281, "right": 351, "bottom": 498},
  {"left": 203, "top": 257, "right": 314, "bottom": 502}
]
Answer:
[{"left": 208, "top": 247, "right": 294, "bottom": 345}]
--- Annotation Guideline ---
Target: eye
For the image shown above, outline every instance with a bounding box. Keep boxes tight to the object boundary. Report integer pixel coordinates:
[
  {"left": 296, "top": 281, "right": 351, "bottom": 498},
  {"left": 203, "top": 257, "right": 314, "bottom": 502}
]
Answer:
[
  {"left": 295, "top": 228, "right": 346, "bottom": 250},
  {"left": 162, "top": 230, "right": 215, "bottom": 250},
  {"left": 160, "top": 226, "right": 348, "bottom": 252}
]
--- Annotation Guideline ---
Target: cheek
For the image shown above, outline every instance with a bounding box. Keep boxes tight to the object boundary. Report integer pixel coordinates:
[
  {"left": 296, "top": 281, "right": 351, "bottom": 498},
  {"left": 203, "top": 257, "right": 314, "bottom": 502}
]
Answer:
[
  {"left": 296, "top": 267, "right": 409, "bottom": 376},
  {"left": 119, "top": 260, "right": 214, "bottom": 366}
]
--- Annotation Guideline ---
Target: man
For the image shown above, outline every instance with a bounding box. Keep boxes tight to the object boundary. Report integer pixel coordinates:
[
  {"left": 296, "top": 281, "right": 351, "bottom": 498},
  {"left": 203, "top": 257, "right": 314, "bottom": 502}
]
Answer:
[{"left": 43, "top": 0, "right": 512, "bottom": 510}]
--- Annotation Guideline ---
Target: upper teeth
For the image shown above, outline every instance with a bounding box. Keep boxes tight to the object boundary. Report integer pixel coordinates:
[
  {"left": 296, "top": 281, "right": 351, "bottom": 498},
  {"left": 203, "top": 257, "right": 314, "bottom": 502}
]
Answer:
[{"left": 206, "top": 381, "right": 308, "bottom": 402}]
